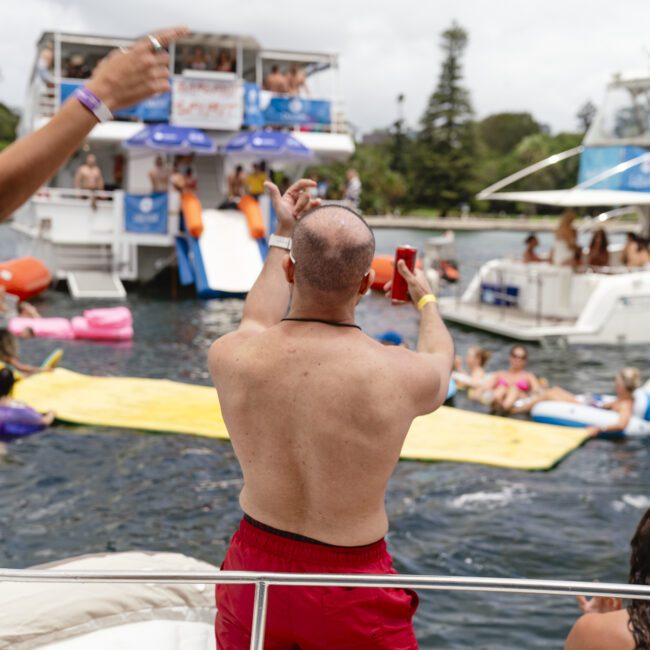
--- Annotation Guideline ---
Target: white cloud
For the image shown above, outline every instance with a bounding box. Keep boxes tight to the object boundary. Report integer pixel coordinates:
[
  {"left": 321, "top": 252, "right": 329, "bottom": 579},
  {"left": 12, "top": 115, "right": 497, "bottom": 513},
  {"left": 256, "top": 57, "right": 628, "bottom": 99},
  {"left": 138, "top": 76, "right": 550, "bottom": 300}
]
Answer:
[{"left": 1, "top": 0, "right": 650, "bottom": 134}]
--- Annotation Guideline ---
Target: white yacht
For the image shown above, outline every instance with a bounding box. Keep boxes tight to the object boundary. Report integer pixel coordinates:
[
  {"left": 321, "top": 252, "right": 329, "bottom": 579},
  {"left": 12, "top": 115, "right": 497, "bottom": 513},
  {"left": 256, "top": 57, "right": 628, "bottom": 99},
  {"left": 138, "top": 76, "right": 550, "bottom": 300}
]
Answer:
[
  {"left": 11, "top": 31, "right": 354, "bottom": 298},
  {"left": 438, "top": 70, "right": 650, "bottom": 345}
]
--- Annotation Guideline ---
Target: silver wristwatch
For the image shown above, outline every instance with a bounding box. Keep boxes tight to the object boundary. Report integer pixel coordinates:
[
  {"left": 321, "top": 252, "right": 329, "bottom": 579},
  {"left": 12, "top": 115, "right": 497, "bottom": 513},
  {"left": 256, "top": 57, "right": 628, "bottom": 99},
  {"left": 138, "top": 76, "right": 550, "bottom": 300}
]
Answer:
[{"left": 268, "top": 234, "right": 292, "bottom": 250}]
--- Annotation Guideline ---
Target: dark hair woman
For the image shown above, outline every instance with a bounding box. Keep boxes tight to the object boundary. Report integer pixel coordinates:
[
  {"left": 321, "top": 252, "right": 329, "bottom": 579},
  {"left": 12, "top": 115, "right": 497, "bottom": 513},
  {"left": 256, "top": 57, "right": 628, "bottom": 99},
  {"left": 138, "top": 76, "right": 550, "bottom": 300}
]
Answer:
[{"left": 565, "top": 507, "right": 650, "bottom": 649}]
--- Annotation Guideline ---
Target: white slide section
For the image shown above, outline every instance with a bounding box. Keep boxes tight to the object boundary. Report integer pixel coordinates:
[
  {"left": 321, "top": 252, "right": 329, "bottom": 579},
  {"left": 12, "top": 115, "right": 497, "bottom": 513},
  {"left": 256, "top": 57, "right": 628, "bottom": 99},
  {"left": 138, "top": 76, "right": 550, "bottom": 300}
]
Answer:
[{"left": 198, "top": 209, "right": 264, "bottom": 294}]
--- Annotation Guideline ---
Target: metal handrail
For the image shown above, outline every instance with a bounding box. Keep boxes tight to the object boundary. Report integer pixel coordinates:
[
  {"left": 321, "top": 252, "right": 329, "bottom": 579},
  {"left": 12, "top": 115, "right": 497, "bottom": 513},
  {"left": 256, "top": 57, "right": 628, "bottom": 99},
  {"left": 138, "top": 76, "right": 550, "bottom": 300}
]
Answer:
[{"left": 3, "top": 569, "right": 650, "bottom": 650}]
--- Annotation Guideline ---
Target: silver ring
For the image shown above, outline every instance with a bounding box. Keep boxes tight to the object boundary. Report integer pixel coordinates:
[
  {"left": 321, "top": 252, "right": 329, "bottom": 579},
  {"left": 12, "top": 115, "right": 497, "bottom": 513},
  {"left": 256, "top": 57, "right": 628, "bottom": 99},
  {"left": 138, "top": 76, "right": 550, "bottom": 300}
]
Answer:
[
  {"left": 119, "top": 46, "right": 129, "bottom": 54},
  {"left": 147, "top": 34, "right": 164, "bottom": 53}
]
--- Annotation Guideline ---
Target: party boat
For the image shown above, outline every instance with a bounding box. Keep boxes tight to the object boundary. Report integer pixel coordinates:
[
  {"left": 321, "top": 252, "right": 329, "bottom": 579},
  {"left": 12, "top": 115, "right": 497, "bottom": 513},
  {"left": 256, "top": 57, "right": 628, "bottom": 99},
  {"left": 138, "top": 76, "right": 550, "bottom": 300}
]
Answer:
[
  {"left": 11, "top": 31, "right": 354, "bottom": 298},
  {"left": 438, "top": 70, "right": 650, "bottom": 345}
]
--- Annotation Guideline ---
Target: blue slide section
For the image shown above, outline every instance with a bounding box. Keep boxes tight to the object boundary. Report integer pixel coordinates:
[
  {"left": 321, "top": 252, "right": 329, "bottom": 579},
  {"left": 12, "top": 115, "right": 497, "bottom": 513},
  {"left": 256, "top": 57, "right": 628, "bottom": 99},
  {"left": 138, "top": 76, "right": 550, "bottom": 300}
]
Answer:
[{"left": 175, "top": 236, "right": 195, "bottom": 286}]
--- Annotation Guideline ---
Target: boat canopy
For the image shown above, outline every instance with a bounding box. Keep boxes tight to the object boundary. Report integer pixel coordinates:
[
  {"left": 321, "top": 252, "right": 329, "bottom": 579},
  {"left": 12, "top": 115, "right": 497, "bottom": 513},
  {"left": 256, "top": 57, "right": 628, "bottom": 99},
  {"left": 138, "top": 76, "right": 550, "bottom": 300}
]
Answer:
[{"left": 480, "top": 188, "right": 650, "bottom": 207}]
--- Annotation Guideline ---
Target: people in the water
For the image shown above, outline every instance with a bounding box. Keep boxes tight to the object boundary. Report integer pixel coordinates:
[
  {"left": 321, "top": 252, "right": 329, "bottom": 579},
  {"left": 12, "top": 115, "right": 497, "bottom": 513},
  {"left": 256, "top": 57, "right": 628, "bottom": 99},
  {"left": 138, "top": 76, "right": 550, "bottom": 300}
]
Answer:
[
  {"left": 524, "top": 367, "right": 641, "bottom": 437},
  {"left": 0, "top": 329, "right": 47, "bottom": 376},
  {"left": 488, "top": 344, "right": 542, "bottom": 414},
  {"left": 454, "top": 346, "right": 492, "bottom": 402},
  {"left": 565, "top": 506, "right": 650, "bottom": 650},
  {"left": 0, "top": 367, "right": 55, "bottom": 431}
]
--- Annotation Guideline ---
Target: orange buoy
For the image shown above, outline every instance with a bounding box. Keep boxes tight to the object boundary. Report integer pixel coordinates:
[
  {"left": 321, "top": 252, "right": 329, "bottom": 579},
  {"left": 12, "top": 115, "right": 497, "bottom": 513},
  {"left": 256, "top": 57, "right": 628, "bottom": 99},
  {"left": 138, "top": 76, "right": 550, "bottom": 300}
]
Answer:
[
  {"left": 370, "top": 255, "right": 423, "bottom": 291},
  {"left": 0, "top": 257, "right": 51, "bottom": 300},
  {"left": 181, "top": 190, "right": 204, "bottom": 238},
  {"left": 238, "top": 194, "right": 266, "bottom": 240}
]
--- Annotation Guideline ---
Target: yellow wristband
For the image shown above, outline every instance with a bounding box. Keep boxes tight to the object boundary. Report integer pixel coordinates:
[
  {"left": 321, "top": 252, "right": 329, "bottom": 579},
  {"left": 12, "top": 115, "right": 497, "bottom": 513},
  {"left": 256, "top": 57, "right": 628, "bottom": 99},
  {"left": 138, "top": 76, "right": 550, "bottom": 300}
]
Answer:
[{"left": 417, "top": 293, "right": 437, "bottom": 311}]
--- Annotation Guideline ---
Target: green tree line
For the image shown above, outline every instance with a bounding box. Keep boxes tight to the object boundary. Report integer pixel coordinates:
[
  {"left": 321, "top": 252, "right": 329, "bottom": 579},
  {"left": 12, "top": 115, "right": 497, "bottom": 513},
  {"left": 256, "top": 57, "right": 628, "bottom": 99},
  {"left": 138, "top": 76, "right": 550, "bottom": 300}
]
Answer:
[
  {"left": 0, "top": 103, "right": 19, "bottom": 151},
  {"left": 308, "top": 22, "right": 586, "bottom": 216}
]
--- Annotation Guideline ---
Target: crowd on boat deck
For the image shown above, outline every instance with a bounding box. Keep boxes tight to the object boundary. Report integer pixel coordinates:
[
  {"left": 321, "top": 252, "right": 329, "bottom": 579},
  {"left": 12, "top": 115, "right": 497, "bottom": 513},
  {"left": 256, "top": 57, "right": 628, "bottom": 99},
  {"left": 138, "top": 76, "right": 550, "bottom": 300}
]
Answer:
[
  {"left": 40, "top": 41, "right": 309, "bottom": 98},
  {"left": 263, "top": 64, "right": 308, "bottom": 95},
  {"left": 522, "top": 211, "right": 650, "bottom": 269},
  {"left": 181, "top": 46, "right": 236, "bottom": 73}
]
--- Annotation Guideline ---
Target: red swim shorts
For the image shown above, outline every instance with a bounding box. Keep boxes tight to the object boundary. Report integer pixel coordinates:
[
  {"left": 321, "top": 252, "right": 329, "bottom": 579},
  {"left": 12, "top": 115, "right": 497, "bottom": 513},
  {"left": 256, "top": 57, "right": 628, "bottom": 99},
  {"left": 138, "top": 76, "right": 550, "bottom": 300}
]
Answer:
[{"left": 215, "top": 516, "right": 419, "bottom": 649}]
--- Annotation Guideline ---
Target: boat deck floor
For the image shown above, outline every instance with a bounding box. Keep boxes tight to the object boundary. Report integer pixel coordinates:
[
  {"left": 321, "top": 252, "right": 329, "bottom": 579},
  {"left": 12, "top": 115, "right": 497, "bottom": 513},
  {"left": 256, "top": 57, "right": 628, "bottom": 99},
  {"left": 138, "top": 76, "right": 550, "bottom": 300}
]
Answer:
[{"left": 438, "top": 298, "right": 578, "bottom": 341}]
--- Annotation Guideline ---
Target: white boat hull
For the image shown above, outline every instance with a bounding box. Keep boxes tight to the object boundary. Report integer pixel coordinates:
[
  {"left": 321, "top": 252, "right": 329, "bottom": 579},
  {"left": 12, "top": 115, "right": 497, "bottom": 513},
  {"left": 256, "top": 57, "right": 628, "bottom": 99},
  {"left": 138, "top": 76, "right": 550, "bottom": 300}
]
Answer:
[{"left": 440, "top": 259, "right": 650, "bottom": 345}]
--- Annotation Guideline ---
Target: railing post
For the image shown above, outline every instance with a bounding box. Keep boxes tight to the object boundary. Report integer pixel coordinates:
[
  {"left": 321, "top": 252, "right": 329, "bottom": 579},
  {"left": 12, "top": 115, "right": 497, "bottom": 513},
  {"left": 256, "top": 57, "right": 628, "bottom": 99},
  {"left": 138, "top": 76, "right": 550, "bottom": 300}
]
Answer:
[
  {"left": 250, "top": 581, "right": 269, "bottom": 650},
  {"left": 536, "top": 272, "right": 543, "bottom": 327}
]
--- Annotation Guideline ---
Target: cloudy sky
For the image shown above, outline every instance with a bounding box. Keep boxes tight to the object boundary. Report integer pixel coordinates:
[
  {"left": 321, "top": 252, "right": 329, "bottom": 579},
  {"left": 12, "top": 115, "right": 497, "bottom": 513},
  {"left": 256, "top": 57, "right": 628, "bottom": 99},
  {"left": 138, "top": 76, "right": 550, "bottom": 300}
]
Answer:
[{"left": 2, "top": 0, "right": 650, "bottom": 134}]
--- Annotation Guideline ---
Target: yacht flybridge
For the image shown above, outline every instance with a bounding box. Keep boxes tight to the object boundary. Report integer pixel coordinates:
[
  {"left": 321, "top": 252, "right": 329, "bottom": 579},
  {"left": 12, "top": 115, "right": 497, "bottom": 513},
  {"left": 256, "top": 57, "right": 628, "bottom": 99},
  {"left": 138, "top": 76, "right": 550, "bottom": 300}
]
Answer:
[
  {"left": 439, "top": 71, "right": 650, "bottom": 345},
  {"left": 12, "top": 31, "right": 354, "bottom": 298}
]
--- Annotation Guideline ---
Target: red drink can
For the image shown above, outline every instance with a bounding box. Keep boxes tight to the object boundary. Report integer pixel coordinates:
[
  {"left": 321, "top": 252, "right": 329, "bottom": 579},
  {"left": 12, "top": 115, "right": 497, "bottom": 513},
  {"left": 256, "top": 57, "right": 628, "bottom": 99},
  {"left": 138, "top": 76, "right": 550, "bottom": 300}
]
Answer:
[{"left": 391, "top": 245, "right": 417, "bottom": 304}]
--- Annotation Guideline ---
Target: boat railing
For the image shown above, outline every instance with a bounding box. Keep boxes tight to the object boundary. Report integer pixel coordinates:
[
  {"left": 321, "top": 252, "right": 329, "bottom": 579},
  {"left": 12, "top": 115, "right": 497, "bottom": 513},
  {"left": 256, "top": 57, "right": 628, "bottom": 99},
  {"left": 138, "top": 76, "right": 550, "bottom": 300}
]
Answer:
[
  {"left": 2, "top": 568, "right": 650, "bottom": 650},
  {"left": 34, "top": 187, "right": 115, "bottom": 204}
]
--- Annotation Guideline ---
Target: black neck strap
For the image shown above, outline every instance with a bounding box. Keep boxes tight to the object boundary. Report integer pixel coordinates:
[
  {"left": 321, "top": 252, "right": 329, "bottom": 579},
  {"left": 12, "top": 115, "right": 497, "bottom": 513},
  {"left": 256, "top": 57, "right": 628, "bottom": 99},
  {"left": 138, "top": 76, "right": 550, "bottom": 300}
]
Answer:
[{"left": 281, "top": 317, "right": 362, "bottom": 331}]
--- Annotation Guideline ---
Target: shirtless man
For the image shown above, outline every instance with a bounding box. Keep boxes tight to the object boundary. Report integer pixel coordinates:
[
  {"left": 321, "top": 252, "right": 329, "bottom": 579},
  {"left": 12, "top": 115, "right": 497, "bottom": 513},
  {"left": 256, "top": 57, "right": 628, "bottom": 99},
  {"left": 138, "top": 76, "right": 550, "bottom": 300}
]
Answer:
[
  {"left": 74, "top": 154, "right": 104, "bottom": 191},
  {"left": 149, "top": 156, "right": 170, "bottom": 193},
  {"left": 227, "top": 165, "right": 246, "bottom": 202},
  {"left": 263, "top": 64, "right": 289, "bottom": 93},
  {"left": 287, "top": 64, "right": 308, "bottom": 95},
  {"left": 209, "top": 179, "right": 454, "bottom": 648}
]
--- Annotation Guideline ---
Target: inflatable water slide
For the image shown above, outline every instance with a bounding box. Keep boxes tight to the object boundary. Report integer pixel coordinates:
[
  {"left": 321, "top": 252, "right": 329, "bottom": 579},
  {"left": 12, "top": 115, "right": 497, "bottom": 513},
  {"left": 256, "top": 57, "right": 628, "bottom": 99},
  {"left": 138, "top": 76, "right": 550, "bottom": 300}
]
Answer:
[{"left": 175, "top": 192, "right": 268, "bottom": 298}]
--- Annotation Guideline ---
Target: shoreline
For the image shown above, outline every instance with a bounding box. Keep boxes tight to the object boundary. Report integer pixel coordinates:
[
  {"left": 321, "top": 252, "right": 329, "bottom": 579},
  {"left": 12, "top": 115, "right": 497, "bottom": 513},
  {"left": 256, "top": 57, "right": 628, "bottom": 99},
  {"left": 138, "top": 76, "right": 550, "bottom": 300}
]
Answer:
[{"left": 364, "top": 215, "right": 640, "bottom": 233}]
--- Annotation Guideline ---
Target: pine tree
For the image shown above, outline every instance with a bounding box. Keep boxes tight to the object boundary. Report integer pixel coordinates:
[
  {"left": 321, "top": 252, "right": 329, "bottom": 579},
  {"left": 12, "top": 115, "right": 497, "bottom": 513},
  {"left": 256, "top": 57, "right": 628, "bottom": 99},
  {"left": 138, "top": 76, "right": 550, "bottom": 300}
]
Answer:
[{"left": 413, "top": 22, "right": 476, "bottom": 212}]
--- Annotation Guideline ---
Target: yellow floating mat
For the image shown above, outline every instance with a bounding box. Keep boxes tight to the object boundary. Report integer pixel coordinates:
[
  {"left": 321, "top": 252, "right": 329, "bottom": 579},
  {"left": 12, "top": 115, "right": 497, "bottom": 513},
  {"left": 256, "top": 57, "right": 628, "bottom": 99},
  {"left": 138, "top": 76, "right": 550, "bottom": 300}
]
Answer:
[{"left": 15, "top": 369, "right": 588, "bottom": 470}]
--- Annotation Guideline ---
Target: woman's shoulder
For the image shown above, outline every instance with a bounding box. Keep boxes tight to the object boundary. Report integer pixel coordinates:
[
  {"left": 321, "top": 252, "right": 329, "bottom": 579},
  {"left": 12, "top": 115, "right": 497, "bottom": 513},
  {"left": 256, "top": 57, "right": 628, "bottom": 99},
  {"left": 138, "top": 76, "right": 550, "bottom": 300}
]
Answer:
[{"left": 565, "top": 609, "right": 634, "bottom": 650}]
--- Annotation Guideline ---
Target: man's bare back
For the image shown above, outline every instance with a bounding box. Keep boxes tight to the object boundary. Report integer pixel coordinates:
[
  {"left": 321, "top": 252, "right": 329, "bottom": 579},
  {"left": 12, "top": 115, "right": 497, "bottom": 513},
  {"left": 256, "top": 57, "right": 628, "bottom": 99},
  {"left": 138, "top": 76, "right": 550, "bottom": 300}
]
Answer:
[
  {"left": 210, "top": 180, "right": 453, "bottom": 647},
  {"left": 211, "top": 322, "right": 429, "bottom": 546},
  {"left": 209, "top": 181, "right": 453, "bottom": 547}
]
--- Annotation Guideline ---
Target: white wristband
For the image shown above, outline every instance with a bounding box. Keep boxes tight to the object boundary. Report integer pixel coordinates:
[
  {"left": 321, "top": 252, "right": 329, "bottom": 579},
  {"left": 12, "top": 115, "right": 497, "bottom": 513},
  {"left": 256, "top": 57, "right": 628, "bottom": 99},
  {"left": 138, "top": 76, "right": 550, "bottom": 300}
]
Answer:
[{"left": 268, "top": 234, "right": 292, "bottom": 250}]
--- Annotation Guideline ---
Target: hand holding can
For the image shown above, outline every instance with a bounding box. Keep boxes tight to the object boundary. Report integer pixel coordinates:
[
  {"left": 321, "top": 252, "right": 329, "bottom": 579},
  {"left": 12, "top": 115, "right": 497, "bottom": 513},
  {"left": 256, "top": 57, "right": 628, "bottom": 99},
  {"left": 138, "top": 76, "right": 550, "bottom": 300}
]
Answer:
[{"left": 391, "top": 246, "right": 417, "bottom": 304}]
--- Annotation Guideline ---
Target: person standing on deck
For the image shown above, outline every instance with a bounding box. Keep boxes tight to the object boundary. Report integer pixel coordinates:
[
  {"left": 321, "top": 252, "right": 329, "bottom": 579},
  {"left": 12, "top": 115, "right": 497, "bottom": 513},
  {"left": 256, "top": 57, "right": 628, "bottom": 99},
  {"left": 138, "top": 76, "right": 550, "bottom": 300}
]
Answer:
[
  {"left": 74, "top": 153, "right": 104, "bottom": 192},
  {"left": 208, "top": 180, "right": 455, "bottom": 648},
  {"left": 149, "top": 156, "right": 170, "bottom": 193},
  {"left": 344, "top": 167, "right": 362, "bottom": 209}
]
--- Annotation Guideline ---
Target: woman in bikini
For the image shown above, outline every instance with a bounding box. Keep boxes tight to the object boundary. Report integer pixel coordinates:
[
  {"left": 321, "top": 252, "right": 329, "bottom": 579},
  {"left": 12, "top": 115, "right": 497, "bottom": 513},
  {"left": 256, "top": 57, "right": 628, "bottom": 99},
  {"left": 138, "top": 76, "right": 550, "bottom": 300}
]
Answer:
[
  {"left": 526, "top": 367, "right": 641, "bottom": 437},
  {"left": 489, "top": 344, "right": 542, "bottom": 414}
]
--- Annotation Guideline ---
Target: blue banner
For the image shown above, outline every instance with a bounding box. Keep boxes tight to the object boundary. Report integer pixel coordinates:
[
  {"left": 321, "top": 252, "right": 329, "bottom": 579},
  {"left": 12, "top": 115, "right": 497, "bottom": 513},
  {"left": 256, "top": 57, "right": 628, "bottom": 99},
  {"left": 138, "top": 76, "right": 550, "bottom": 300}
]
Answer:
[
  {"left": 124, "top": 193, "right": 168, "bottom": 234},
  {"left": 578, "top": 146, "right": 650, "bottom": 192},
  {"left": 262, "top": 96, "right": 331, "bottom": 126},
  {"left": 60, "top": 81, "right": 171, "bottom": 122},
  {"left": 243, "top": 83, "right": 264, "bottom": 127}
]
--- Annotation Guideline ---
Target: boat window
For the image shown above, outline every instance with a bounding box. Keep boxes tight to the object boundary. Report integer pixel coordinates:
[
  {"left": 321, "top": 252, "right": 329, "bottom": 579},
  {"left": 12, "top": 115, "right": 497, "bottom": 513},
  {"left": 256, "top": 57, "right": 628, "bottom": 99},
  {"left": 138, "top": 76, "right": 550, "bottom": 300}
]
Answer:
[
  {"left": 587, "top": 84, "right": 650, "bottom": 145},
  {"left": 173, "top": 45, "right": 237, "bottom": 75},
  {"left": 60, "top": 44, "right": 116, "bottom": 80}
]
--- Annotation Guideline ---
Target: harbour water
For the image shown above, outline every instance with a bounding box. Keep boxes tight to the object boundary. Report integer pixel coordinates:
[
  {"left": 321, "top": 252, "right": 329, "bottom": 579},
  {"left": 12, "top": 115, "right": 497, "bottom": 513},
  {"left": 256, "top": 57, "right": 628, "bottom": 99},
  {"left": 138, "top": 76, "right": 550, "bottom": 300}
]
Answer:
[{"left": 0, "top": 224, "right": 648, "bottom": 648}]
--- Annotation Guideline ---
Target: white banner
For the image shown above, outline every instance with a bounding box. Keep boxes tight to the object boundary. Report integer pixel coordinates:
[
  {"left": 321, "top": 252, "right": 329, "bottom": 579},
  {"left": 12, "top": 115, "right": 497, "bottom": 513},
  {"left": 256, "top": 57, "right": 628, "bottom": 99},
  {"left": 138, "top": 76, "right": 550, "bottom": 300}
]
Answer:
[{"left": 172, "top": 78, "right": 243, "bottom": 131}]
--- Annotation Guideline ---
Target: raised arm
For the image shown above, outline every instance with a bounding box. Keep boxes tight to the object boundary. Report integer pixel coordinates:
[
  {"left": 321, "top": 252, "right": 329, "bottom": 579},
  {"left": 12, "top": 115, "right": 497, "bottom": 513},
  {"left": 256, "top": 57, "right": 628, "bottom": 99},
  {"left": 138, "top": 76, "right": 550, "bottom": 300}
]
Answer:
[
  {"left": 0, "top": 26, "right": 188, "bottom": 221},
  {"left": 388, "top": 261, "right": 455, "bottom": 414},
  {"left": 237, "top": 179, "right": 319, "bottom": 333}
]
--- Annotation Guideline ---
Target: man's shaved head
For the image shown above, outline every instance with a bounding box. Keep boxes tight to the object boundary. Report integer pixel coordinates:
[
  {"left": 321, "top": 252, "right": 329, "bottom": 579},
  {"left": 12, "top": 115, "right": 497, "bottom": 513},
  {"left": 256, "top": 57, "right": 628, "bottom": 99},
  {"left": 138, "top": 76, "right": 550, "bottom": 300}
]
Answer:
[{"left": 291, "top": 205, "right": 375, "bottom": 295}]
